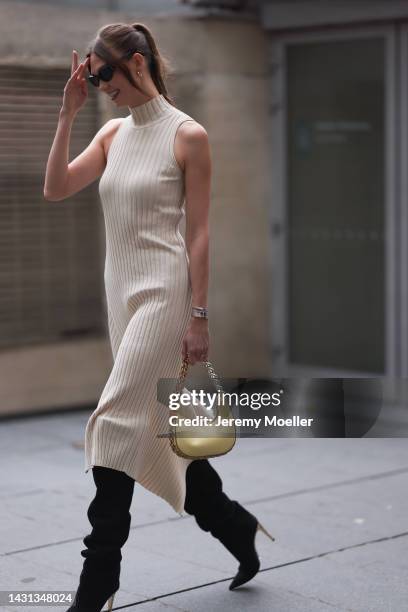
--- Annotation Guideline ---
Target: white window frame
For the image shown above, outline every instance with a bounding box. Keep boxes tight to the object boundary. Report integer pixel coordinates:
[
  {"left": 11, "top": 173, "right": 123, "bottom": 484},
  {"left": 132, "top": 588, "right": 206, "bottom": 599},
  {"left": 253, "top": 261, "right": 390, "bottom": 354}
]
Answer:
[{"left": 400, "top": 25, "right": 408, "bottom": 379}]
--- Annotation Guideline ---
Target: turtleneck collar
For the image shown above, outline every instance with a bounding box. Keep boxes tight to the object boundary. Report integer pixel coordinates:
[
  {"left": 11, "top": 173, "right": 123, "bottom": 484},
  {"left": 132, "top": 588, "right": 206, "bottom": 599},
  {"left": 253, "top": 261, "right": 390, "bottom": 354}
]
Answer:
[{"left": 128, "top": 94, "right": 173, "bottom": 127}]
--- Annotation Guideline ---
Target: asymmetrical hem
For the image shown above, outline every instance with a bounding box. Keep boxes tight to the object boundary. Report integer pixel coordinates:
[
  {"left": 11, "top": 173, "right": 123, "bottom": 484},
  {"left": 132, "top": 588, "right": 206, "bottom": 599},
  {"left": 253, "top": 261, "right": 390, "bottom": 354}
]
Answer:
[{"left": 83, "top": 94, "right": 197, "bottom": 515}]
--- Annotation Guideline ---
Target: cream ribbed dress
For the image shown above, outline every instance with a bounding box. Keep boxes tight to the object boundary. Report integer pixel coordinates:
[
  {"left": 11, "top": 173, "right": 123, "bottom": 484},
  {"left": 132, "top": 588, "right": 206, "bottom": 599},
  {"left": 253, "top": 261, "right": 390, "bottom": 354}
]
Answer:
[{"left": 84, "top": 94, "right": 196, "bottom": 516}]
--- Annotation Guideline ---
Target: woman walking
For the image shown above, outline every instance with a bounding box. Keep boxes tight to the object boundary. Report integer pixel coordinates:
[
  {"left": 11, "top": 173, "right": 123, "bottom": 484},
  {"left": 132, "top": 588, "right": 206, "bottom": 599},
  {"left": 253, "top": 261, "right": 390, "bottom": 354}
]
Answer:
[{"left": 44, "top": 22, "right": 274, "bottom": 612}]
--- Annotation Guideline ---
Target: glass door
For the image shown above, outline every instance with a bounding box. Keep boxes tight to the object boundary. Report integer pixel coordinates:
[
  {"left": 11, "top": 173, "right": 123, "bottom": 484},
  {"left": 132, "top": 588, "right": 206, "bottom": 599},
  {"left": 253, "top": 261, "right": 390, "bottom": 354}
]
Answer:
[{"left": 269, "top": 27, "right": 397, "bottom": 378}]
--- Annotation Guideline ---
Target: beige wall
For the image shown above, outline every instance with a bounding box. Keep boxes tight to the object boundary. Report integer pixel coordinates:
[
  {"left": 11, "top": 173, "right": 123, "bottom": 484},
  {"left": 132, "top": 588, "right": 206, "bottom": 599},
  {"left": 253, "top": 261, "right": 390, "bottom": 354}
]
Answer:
[{"left": 0, "top": 2, "right": 271, "bottom": 416}]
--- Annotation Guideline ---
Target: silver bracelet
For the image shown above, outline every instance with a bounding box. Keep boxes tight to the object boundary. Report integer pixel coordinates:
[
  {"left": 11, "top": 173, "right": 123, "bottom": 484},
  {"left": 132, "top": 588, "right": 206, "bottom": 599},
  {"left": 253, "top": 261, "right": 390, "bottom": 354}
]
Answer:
[{"left": 192, "top": 306, "right": 208, "bottom": 319}]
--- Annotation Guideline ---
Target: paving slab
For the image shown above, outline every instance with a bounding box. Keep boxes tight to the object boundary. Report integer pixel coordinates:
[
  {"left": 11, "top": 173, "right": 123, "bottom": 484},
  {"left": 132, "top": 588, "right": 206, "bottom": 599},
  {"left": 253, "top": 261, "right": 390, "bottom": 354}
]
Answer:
[{"left": 1, "top": 410, "right": 407, "bottom": 611}]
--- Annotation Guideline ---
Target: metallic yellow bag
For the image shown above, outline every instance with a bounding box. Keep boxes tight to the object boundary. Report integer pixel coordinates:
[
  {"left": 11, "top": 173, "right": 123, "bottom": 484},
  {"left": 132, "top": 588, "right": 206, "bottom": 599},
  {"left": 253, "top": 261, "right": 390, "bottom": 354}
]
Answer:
[{"left": 169, "top": 357, "right": 236, "bottom": 460}]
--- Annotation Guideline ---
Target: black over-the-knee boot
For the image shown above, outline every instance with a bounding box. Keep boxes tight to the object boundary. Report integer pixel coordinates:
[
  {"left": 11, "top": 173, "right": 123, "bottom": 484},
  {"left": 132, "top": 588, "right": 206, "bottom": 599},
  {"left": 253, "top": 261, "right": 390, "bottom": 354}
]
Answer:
[
  {"left": 67, "top": 466, "right": 135, "bottom": 612},
  {"left": 184, "top": 459, "right": 275, "bottom": 590}
]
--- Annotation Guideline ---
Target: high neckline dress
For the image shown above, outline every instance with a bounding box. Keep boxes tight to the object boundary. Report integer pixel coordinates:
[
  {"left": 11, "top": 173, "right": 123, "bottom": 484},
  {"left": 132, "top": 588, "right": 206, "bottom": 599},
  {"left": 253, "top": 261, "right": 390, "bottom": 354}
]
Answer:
[{"left": 84, "top": 94, "right": 196, "bottom": 516}]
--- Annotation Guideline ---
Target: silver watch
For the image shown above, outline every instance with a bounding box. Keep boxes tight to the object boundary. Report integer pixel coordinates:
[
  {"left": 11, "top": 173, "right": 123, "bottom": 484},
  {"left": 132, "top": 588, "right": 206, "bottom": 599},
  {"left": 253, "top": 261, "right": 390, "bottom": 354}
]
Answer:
[{"left": 192, "top": 306, "right": 208, "bottom": 319}]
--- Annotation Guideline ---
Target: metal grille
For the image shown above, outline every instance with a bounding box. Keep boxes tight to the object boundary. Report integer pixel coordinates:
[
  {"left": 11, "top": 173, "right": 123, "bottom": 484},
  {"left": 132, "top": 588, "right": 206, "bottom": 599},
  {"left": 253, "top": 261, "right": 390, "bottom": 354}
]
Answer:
[{"left": 0, "top": 65, "right": 105, "bottom": 349}]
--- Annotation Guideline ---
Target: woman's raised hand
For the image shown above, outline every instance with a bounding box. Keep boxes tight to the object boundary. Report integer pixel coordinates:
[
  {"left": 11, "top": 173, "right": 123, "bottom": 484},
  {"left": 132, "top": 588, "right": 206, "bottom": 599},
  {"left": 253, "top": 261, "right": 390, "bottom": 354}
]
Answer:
[{"left": 61, "top": 50, "right": 90, "bottom": 117}]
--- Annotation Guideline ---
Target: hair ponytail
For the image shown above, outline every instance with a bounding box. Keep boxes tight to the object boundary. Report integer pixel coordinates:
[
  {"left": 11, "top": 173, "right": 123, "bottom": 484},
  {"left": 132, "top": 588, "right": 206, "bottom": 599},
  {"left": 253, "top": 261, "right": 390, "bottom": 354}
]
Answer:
[
  {"left": 131, "top": 23, "right": 172, "bottom": 103},
  {"left": 86, "top": 22, "right": 175, "bottom": 106}
]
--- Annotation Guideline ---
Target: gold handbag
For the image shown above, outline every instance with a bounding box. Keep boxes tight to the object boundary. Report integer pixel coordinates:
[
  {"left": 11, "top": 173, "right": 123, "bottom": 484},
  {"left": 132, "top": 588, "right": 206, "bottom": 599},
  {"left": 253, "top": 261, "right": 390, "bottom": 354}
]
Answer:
[{"left": 169, "top": 357, "right": 236, "bottom": 460}]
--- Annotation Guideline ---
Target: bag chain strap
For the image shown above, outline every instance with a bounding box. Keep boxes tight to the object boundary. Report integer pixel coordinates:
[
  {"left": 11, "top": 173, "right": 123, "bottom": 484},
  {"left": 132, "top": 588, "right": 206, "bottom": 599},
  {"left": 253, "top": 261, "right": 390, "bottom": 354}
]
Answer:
[{"left": 175, "top": 357, "right": 224, "bottom": 395}]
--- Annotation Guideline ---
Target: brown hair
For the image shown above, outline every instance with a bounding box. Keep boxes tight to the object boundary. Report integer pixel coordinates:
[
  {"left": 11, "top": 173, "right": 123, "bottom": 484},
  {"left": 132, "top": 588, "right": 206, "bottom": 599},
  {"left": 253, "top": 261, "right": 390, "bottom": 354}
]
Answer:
[{"left": 86, "top": 22, "right": 175, "bottom": 106}]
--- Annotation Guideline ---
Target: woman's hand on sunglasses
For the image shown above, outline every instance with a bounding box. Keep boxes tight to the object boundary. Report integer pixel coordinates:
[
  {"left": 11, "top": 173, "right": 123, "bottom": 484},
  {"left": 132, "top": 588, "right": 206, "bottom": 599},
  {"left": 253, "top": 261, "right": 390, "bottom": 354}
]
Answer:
[{"left": 61, "top": 50, "right": 90, "bottom": 117}]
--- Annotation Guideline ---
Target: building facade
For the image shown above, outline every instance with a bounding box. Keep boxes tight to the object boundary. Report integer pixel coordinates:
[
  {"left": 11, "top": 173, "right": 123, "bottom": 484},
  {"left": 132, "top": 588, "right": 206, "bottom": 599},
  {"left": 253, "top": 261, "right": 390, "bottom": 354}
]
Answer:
[
  {"left": 0, "top": 0, "right": 270, "bottom": 416},
  {"left": 1, "top": 0, "right": 407, "bottom": 416}
]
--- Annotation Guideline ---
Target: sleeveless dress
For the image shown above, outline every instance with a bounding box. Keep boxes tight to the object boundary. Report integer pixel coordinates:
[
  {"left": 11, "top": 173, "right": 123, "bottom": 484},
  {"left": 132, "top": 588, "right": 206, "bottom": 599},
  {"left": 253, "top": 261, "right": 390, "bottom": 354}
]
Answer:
[{"left": 84, "top": 94, "right": 196, "bottom": 516}]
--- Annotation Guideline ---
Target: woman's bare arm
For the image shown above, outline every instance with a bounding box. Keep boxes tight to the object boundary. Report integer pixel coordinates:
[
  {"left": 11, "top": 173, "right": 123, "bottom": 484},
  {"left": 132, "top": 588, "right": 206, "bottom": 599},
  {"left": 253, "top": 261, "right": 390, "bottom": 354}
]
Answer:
[
  {"left": 43, "top": 113, "right": 122, "bottom": 202},
  {"left": 180, "top": 121, "right": 211, "bottom": 364},
  {"left": 44, "top": 50, "right": 121, "bottom": 202},
  {"left": 183, "top": 122, "right": 211, "bottom": 309}
]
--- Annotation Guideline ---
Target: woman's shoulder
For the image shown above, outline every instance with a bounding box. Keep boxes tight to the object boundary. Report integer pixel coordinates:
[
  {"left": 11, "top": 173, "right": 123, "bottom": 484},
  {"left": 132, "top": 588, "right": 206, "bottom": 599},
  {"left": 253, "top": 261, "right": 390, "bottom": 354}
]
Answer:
[
  {"left": 173, "top": 116, "right": 210, "bottom": 173},
  {"left": 100, "top": 117, "right": 127, "bottom": 160},
  {"left": 170, "top": 104, "right": 207, "bottom": 135},
  {"left": 176, "top": 116, "right": 209, "bottom": 144},
  {"left": 102, "top": 117, "right": 126, "bottom": 137}
]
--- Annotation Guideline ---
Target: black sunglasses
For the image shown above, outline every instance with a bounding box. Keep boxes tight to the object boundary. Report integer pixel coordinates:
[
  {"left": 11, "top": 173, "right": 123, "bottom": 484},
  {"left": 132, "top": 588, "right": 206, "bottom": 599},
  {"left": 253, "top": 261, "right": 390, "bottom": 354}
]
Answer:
[{"left": 86, "top": 50, "right": 141, "bottom": 87}]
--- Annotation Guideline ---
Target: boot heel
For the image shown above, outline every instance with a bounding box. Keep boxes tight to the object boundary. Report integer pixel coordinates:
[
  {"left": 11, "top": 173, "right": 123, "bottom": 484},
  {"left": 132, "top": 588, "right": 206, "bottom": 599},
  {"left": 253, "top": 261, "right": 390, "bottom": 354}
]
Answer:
[
  {"left": 104, "top": 591, "right": 116, "bottom": 611},
  {"left": 256, "top": 521, "right": 275, "bottom": 542}
]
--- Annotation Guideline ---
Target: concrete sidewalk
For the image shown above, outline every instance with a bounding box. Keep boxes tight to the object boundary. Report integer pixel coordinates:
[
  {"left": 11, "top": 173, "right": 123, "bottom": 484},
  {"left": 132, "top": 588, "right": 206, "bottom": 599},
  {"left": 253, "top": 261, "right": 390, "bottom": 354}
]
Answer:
[{"left": 1, "top": 409, "right": 407, "bottom": 611}]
